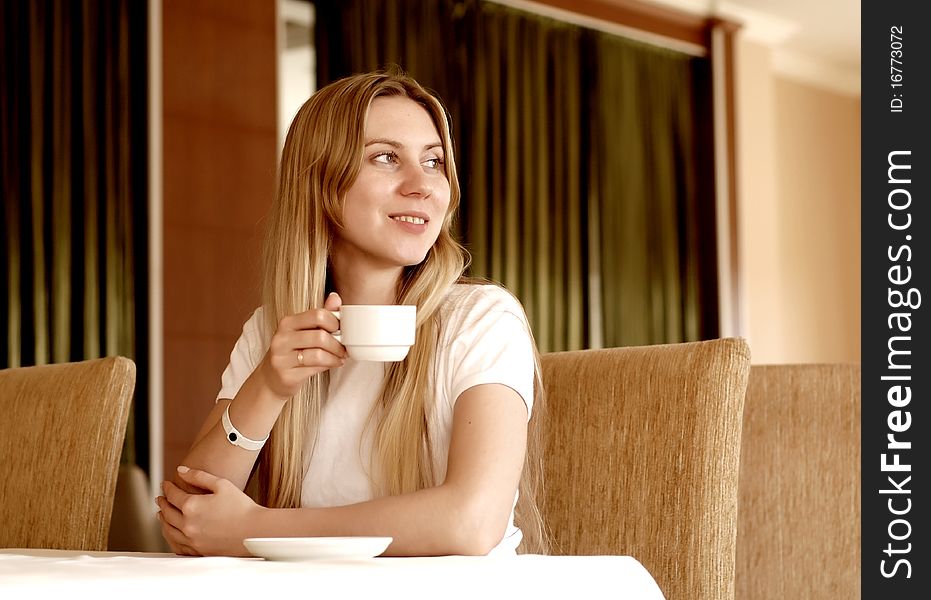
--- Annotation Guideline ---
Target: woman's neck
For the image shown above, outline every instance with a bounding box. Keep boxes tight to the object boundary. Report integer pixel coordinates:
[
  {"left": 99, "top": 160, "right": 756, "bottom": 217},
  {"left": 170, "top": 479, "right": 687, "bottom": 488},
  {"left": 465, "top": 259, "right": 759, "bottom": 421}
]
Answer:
[{"left": 329, "top": 257, "right": 403, "bottom": 305}]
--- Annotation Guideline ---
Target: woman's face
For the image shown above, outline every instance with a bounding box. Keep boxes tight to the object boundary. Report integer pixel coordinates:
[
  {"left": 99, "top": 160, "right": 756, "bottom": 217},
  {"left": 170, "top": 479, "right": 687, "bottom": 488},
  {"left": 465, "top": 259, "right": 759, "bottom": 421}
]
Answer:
[{"left": 332, "top": 95, "right": 451, "bottom": 271}]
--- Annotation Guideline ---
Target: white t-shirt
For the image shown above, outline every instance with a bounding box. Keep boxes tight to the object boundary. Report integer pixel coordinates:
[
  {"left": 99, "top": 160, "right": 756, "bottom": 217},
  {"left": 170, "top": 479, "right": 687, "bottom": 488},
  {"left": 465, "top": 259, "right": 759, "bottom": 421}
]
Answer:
[{"left": 216, "top": 284, "right": 536, "bottom": 554}]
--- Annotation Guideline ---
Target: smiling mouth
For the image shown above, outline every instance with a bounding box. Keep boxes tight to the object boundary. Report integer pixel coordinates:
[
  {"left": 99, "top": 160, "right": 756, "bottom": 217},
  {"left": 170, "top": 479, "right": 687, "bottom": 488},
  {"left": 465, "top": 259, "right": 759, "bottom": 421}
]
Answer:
[{"left": 391, "top": 215, "right": 427, "bottom": 225}]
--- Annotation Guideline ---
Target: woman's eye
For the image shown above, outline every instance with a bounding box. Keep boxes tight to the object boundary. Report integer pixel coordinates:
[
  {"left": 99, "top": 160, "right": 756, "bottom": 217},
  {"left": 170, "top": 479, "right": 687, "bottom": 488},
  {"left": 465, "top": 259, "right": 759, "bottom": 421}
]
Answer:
[
  {"left": 423, "top": 157, "right": 444, "bottom": 170},
  {"left": 373, "top": 152, "right": 398, "bottom": 165}
]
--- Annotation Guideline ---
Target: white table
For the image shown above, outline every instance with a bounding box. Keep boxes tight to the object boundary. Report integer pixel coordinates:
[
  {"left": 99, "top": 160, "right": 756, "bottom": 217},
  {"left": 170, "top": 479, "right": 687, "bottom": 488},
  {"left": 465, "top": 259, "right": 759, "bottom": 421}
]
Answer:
[{"left": 0, "top": 549, "right": 666, "bottom": 599}]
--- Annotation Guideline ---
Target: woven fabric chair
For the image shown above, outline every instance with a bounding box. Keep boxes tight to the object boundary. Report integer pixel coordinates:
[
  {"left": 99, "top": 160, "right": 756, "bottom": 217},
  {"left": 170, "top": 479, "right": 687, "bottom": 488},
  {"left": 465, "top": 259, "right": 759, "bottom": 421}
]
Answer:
[
  {"left": 736, "top": 364, "right": 860, "bottom": 599},
  {"left": 0, "top": 356, "right": 136, "bottom": 551},
  {"left": 540, "top": 338, "right": 751, "bottom": 600}
]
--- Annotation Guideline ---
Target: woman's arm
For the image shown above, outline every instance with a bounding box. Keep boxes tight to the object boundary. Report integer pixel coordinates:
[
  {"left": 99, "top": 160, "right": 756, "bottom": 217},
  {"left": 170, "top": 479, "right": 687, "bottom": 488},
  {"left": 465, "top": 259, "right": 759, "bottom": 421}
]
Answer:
[
  {"left": 171, "top": 295, "right": 345, "bottom": 494},
  {"left": 171, "top": 372, "right": 289, "bottom": 492},
  {"left": 158, "top": 382, "right": 528, "bottom": 556}
]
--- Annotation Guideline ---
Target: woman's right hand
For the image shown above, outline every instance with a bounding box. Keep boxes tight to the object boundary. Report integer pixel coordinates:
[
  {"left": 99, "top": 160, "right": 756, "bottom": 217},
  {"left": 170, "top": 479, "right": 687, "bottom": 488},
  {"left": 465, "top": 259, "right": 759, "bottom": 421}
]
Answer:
[{"left": 259, "top": 292, "right": 347, "bottom": 398}]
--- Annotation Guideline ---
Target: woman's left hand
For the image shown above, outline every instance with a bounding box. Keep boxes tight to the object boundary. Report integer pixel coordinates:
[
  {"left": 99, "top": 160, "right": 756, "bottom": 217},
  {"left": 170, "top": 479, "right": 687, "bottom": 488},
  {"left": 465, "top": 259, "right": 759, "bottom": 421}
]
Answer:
[{"left": 156, "top": 466, "right": 264, "bottom": 556}]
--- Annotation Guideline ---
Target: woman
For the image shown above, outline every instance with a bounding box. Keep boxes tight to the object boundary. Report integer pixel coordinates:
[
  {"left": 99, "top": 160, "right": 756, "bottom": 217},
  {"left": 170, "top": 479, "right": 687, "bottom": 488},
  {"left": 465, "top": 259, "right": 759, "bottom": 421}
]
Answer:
[{"left": 156, "top": 70, "right": 546, "bottom": 557}]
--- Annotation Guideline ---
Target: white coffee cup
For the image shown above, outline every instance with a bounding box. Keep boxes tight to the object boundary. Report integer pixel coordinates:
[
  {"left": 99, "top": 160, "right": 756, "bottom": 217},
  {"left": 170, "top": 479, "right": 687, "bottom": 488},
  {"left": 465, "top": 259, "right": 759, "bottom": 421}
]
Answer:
[{"left": 331, "top": 305, "right": 417, "bottom": 362}]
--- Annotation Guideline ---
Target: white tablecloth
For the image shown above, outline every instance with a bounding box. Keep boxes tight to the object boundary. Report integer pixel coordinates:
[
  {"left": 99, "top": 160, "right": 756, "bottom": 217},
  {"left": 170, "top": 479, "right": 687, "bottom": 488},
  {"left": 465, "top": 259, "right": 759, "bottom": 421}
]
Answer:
[{"left": 0, "top": 549, "right": 665, "bottom": 599}]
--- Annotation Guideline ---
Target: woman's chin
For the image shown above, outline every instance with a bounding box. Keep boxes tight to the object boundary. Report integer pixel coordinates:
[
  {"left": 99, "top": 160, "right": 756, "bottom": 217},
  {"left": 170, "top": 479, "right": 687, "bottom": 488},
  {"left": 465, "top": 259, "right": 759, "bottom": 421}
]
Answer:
[
  {"left": 400, "top": 252, "right": 430, "bottom": 268},
  {"left": 388, "top": 244, "right": 434, "bottom": 268}
]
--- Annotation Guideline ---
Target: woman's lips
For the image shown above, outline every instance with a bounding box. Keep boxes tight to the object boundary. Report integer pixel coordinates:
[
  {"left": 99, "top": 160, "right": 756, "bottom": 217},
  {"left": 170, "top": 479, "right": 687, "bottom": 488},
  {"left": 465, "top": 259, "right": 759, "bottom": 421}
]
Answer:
[
  {"left": 390, "top": 215, "right": 426, "bottom": 225},
  {"left": 389, "top": 214, "right": 429, "bottom": 232},
  {"left": 387, "top": 211, "right": 430, "bottom": 232}
]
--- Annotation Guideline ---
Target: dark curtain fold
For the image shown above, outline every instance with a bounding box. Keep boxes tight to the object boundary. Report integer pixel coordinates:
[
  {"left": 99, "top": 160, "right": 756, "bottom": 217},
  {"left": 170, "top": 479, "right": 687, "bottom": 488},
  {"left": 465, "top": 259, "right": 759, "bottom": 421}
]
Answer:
[
  {"left": 589, "top": 32, "right": 718, "bottom": 346},
  {"left": 0, "top": 0, "right": 149, "bottom": 466},
  {"left": 314, "top": 0, "right": 718, "bottom": 351}
]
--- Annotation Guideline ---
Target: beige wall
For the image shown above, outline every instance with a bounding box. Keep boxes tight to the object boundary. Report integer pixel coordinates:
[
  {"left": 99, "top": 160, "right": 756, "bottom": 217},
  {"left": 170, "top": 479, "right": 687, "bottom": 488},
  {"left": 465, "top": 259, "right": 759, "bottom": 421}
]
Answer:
[{"left": 735, "top": 38, "right": 860, "bottom": 365}]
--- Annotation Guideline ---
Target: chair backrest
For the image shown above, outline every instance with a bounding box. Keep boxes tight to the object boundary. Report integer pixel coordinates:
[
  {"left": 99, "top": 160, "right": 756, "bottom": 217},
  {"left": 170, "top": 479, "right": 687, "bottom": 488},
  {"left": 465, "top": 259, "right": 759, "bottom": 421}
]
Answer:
[
  {"left": 0, "top": 356, "right": 136, "bottom": 551},
  {"left": 541, "top": 338, "right": 751, "bottom": 600},
  {"left": 735, "top": 364, "right": 860, "bottom": 599}
]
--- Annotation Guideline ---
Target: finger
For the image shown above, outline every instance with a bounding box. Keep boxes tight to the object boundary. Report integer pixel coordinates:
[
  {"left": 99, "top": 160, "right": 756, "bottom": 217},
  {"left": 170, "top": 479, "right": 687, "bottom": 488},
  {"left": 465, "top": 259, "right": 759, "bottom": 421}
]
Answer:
[
  {"left": 159, "top": 519, "right": 186, "bottom": 555},
  {"left": 292, "top": 350, "right": 345, "bottom": 373},
  {"left": 158, "top": 513, "right": 183, "bottom": 554},
  {"left": 157, "top": 512, "right": 199, "bottom": 556},
  {"left": 162, "top": 479, "right": 193, "bottom": 511},
  {"left": 288, "top": 330, "right": 347, "bottom": 360},
  {"left": 156, "top": 497, "right": 190, "bottom": 552},
  {"left": 157, "top": 511, "right": 185, "bottom": 551},
  {"left": 175, "top": 465, "right": 222, "bottom": 493},
  {"left": 323, "top": 291, "right": 342, "bottom": 312},
  {"left": 171, "top": 472, "right": 210, "bottom": 495},
  {"left": 283, "top": 308, "right": 341, "bottom": 334},
  {"left": 156, "top": 495, "right": 185, "bottom": 529}
]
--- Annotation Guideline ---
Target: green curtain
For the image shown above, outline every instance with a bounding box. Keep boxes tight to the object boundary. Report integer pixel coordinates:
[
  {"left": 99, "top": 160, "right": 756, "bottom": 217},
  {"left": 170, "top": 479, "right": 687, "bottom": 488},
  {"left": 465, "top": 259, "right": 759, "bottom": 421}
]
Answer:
[
  {"left": 314, "top": 0, "right": 718, "bottom": 352},
  {"left": 0, "top": 0, "right": 148, "bottom": 465},
  {"left": 588, "top": 32, "right": 719, "bottom": 347}
]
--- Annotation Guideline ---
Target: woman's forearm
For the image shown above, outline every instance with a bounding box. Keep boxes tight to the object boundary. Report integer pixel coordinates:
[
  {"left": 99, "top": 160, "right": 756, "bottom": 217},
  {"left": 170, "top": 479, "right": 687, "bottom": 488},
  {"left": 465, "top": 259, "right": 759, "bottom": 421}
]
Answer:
[
  {"left": 253, "top": 482, "right": 507, "bottom": 556},
  {"left": 177, "top": 366, "right": 288, "bottom": 491}
]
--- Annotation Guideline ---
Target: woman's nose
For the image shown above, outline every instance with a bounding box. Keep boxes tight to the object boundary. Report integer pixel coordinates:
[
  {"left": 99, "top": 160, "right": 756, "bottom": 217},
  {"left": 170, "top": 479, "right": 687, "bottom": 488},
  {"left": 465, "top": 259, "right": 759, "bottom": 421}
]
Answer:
[{"left": 400, "top": 164, "right": 432, "bottom": 198}]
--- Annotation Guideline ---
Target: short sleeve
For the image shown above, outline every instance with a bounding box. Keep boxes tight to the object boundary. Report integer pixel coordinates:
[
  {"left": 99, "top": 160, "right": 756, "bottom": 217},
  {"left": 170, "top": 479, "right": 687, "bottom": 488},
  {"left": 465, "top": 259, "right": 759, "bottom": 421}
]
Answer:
[
  {"left": 445, "top": 287, "right": 535, "bottom": 419},
  {"left": 216, "top": 307, "right": 266, "bottom": 402}
]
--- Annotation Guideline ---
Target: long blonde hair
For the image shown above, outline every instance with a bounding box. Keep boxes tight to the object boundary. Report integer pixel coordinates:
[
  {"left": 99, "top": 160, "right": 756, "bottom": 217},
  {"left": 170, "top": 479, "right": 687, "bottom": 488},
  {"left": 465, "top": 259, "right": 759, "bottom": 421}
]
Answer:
[{"left": 254, "top": 70, "right": 547, "bottom": 553}]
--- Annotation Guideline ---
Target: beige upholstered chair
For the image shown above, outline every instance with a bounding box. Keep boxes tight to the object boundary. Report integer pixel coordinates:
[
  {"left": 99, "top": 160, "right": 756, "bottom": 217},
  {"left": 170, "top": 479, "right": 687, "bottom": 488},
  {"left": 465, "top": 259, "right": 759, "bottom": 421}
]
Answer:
[
  {"left": 736, "top": 364, "right": 860, "bottom": 599},
  {"left": 0, "top": 356, "right": 136, "bottom": 551},
  {"left": 540, "top": 338, "right": 751, "bottom": 600}
]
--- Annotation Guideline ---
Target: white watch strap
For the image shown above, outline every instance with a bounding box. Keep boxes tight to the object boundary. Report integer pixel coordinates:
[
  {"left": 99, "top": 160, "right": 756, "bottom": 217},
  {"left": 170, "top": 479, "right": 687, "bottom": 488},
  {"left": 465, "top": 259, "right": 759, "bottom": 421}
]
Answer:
[{"left": 221, "top": 403, "right": 268, "bottom": 451}]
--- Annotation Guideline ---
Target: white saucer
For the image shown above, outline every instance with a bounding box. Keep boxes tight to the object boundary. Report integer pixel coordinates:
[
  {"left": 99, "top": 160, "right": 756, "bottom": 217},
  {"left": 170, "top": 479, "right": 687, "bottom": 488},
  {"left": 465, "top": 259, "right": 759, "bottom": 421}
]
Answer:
[{"left": 243, "top": 536, "right": 392, "bottom": 561}]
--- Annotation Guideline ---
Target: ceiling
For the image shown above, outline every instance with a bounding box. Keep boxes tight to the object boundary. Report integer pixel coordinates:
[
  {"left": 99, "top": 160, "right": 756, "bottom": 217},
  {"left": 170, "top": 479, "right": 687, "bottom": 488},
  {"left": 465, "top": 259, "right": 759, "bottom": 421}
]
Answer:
[
  {"left": 640, "top": 0, "right": 860, "bottom": 92},
  {"left": 714, "top": 0, "right": 860, "bottom": 69}
]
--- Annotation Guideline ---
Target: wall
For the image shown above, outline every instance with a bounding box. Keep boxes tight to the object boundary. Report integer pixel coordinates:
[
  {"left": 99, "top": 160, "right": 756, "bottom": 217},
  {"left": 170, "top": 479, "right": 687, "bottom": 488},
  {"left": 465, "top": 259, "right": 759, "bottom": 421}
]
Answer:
[
  {"left": 161, "top": 0, "right": 278, "bottom": 479},
  {"left": 772, "top": 76, "right": 860, "bottom": 363},
  {"left": 736, "top": 38, "right": 861, "bottom": 365},
  {"left": 735, "top": 39, "right": 787, "bottom": 361}
]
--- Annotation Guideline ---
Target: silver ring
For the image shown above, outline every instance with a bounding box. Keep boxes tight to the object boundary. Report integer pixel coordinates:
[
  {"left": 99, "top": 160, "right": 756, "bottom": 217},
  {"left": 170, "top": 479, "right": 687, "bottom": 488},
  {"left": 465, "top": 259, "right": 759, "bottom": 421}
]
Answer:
[{"left": 297, "top": 350, "right": 304, "bottom": 367}]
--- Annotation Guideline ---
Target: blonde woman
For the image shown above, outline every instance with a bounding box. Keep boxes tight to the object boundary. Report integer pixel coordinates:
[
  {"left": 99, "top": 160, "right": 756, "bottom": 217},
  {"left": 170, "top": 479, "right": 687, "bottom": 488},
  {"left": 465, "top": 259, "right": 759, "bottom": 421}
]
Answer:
[{"left": 156, "top": 71, "right": 547, "bottom": 557}]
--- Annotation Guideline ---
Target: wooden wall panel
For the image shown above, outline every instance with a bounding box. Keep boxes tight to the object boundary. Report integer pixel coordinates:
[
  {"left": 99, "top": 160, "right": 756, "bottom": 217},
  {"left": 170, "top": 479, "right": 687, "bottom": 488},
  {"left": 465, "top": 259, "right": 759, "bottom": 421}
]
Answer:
[{"left": 161, "top": 0, "right": 277, "bottom": 478}]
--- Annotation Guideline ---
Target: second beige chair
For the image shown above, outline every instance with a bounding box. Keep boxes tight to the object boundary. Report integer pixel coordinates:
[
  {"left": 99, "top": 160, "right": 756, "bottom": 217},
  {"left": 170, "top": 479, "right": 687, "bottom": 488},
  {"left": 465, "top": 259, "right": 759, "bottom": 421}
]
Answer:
[
  {"left": 0, "top": 356, "right": 136, "bottom": 551},
  {"left": 736, "top": 364, "right": 860, "bottom": 599},
  {"left": 541, "top": 338, "right": 751, "bottom": 600}
]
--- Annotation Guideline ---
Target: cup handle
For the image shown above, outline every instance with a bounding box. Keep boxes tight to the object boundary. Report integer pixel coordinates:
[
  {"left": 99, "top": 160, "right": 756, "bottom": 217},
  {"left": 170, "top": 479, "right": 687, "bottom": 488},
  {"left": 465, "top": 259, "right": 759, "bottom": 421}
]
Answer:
[{"left": 329, "top": 310, "right": 341, "bottom": 343}]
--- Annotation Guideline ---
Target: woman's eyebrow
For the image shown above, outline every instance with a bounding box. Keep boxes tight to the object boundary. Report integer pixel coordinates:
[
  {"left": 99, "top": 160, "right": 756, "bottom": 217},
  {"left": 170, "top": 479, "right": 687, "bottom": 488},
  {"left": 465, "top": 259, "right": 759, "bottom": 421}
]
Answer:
[
  {"left": 364, "top": 138, "right": 443, "bottom": 151},
  {"left": 365, "top": 138, "right": 401, "bottom": 148}
]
